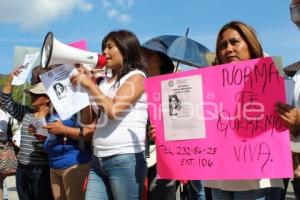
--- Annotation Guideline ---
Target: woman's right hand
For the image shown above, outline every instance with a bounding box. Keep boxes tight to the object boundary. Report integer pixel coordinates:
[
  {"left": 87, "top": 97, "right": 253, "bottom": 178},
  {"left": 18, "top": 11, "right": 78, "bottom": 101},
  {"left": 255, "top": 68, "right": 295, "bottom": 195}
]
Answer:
[
  {"left": 148, "top": 125, "right": 156, "bottom": 141},
  {"left": 3, "top": 66, "right": 24, "bottom": 94},
  {"left": 8, "top": 66, "right": 22, "bottom": 81}
]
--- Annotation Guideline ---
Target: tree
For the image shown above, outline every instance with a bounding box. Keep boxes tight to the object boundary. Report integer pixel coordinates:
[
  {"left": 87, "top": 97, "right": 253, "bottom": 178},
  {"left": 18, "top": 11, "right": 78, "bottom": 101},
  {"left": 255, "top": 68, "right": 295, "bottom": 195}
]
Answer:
[{"left": 0, "top": 75, "right": 30, "bottom": 105}]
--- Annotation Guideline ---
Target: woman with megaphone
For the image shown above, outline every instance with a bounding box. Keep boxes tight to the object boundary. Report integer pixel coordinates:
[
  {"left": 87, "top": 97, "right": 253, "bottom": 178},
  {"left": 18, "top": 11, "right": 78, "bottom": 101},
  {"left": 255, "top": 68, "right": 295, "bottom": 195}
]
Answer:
[{"left": 71, "top": 29, "right": 148, "bottom": 200}]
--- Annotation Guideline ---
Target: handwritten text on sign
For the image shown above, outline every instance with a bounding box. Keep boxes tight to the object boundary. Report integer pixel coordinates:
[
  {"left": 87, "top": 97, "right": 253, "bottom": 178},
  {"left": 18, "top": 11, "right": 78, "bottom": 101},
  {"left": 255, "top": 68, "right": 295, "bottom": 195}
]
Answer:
[{"left": 144, "top": 57, "right": 293, "bottom": 180}]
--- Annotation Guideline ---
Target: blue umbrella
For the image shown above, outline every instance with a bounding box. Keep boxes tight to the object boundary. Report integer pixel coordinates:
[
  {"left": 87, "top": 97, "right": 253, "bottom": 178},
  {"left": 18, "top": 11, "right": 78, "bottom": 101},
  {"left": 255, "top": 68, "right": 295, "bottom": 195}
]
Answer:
[{"left": 143, "top": 28, "right": 210, "bottom": 69}]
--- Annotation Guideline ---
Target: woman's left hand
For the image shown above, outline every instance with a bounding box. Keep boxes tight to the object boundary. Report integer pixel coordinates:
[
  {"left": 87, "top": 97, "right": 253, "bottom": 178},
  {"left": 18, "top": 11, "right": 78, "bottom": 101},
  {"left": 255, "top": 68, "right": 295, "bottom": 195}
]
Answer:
[
  {"left": 276, "top": 102, "right": 300, "bottom": 128},
  {"left": 45, "top": 120, "right": 66, "bottom": 135},
  {"left": 70, "top": 73, "right": 93, "bottom": 89},
  {"left": 148, "top": 125, "right": 156, "bottom": 141},
  {"left": 75, "top": 64, "right": 92, "bottom": 76}
]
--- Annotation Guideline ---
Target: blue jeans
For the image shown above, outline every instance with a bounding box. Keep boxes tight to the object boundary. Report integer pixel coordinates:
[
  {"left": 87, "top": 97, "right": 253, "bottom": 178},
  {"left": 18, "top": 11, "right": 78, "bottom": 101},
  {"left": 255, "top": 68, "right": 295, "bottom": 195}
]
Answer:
[
  {"left": 85, "top": 153, "right": 147, "bottom": 200},
  {"left": 211, "top": 188, "right": 267, "bottom": 200},
  {"left": 188, "top": 180, "right": 206, "bottom": 200},
  {"left": 16, "top": 163, "right": 53, "bottom": 200}
]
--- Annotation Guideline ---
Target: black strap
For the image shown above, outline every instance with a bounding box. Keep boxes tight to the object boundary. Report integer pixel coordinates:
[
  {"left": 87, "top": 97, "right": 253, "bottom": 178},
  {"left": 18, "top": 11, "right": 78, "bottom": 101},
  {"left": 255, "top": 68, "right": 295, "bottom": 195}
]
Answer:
[
  {"left": 6, "top": 117, "right": 14, "bottom": 142},
  {"left": 145, "top": 119, "right": 151, "bottom": 158},
  {"left": 78, "top": 126, "right": 85, "bottom": 152}
]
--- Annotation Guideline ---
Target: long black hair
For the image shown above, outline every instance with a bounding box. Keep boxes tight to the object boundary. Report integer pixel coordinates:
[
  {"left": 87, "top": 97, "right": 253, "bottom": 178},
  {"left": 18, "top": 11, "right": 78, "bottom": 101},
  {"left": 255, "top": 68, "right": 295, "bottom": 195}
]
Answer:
[
  {"left": 157, "top": 52, "right": 174, "bottom": 75},
  {"left": 101, "top": 30, "right": 147, "bottom": 84}
]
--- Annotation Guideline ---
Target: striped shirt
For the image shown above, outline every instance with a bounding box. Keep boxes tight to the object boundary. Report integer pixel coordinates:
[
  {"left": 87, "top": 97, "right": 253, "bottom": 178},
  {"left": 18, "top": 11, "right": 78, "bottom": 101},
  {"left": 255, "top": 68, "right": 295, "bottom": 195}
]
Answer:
[{"left": 0, "top": 92, "right": 49, "bottom": 165}]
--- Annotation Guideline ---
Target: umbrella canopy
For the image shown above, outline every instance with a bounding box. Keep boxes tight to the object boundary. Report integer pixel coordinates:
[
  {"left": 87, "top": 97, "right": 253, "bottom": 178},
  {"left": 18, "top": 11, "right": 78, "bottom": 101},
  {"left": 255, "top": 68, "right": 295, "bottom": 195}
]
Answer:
[{"left": 144, "top": 34, "right": 210, "bottom": 68}]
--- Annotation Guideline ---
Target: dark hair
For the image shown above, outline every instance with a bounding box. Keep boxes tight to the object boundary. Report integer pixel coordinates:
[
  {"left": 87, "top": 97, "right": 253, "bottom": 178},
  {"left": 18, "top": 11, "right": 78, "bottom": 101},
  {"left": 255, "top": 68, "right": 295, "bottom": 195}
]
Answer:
[
  {"left": 53, "top": 82, "right": 64, "bottom": 90},
  {"left": 157, "top": 52, "right": 174, "bottom": 75},
  {"left": 169, "top": 94, "right": 180, "bottom": 116},
  {"left": 215, "top": 21, "right": 263, "bottom": 64},
  {"left": 31, "top": 65, "right": 59, "bottom": 85},
  {"left": 101, "top": 30, "right": 147, "bottom": 84},
  {"left": 31, "top": 65, "right": 46, "bottom": 85},
  {"left": 142, "top": 48, "right": 174, "bottom": 76},
  {"left": 142, "top": 39, "right": 174, "bottom": 75},
  {"left": 169, "top": 95, "right": 180, "bottom": 108}
]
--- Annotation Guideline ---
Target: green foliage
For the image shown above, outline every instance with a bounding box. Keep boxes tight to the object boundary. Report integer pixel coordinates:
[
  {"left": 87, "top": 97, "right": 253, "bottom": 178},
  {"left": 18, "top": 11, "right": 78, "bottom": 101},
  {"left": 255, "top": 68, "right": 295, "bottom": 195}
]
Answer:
[{"left": 0, "top": 75, "right": 31, "bottom": 105}]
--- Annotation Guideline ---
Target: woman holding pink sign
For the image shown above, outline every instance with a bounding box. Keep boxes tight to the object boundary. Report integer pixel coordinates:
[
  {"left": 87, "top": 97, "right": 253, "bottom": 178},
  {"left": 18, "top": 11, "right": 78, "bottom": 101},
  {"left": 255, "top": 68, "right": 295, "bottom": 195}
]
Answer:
[{"left": 203, "top": 21, "right": 284, "bottom": 200}]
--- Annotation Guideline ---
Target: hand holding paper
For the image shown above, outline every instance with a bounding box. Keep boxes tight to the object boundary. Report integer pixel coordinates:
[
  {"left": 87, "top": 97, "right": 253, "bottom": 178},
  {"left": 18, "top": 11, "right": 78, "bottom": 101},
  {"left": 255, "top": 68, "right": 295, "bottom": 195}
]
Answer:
[
  {"left": 28, "top": 124, "right": 37, "bottom": 136},
  {"left": 39, "top": 64, "right": 90, "bottom": 120},
  {"left": 31, "top": 117, "right": 48, "bottom": 137},
  {"left": 44, "top": 120, "right": 66, "bottom": 136},
  {"left": 12, "top": 52, "right": 40, "bottom": 85}
]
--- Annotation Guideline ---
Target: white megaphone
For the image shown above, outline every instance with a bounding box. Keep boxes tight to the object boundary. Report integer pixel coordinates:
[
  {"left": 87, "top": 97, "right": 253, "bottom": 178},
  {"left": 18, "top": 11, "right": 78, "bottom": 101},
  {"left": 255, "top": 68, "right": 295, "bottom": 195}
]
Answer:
[{"left": 40, "top": 32, "right": 106, "bottom": 69}]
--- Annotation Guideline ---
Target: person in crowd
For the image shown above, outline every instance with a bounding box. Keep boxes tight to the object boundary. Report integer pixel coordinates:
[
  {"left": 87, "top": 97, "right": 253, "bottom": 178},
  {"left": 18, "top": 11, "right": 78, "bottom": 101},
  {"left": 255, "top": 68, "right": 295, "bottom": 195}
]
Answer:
[
  {"left": 2, "top": 178, "right": 8, "bottom": 200},
  {"left": 70, "top": 29, "right": 148, "bottom": 200},
  {"left": 0, "top": 67, "right": 53, "bottom": 200},
  {"left": 42, "top": 107, "right": 94, "bottom": 200},
  {"left": 29, "top": 65, "right": 95, "bottom": 200},
  {"left": 0, "top": 107, "right": 10, "bottom": 200},
  {"left": 291, "top": 0, "right": 300, "bottom": 29},
  {"left": 142, "top": 39, "right": 207, "bottom": 200},
  {"left": 274, "top": 1, "right": 300, "bottom": 199},
  {"left": 142, "top": 39, "right": 178, "bottom": 200},
  {"left": 203, "top": 20, "right": 284, "bottom": 200}
]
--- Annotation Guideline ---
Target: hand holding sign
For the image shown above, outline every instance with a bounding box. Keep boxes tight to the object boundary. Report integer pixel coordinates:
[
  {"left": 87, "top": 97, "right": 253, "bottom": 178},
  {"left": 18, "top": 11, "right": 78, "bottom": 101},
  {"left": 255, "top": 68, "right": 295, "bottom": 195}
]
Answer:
[
  {"left": 276, "top": 102, "right": 300, "bottom": 136},
  {"left": 145, "top": 57, "right": 292, "bottom": 180}
]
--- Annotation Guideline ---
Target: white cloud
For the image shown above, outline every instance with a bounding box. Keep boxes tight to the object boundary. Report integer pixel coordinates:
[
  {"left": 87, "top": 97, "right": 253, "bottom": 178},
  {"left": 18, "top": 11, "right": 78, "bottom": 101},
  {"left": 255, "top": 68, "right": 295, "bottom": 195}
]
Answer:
[
  {"left": 101, "top": 0, "right": 133, "bottom": 23},
  {"left": 0, "top": 0, "right": 93, "bottom": 30},
  {"left": 119, "top": 14, "right": 131, "bottom": 23},
  {"left": 107, "top": 9, "right": 119, "bottom": 18},
  {"left": 115, "top": 0, "right": 133, "bottom": 8},
  {"left": 102, "top": 0, "right": 111, "bottom": 8}
]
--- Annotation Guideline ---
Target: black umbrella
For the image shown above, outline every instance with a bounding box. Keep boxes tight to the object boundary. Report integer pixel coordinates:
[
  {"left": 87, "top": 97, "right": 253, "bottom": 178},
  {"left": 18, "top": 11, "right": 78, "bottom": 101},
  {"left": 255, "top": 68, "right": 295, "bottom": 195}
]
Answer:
[
  {"left": 284, "top": 61, "right": 300, "bottom": 77},
  {"left": 143, "top": 28, "right": 210, "bottom": 71}
]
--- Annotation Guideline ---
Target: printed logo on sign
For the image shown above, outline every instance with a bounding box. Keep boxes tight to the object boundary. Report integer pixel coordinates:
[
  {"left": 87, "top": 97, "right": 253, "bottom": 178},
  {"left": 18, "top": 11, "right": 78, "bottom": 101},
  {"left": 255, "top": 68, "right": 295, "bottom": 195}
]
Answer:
[
  {"left": 168, "top": 80, "right": 174, "bottom": 87},
  {"left": 48, "top": 72, "right": 53, "bottom": 77}
]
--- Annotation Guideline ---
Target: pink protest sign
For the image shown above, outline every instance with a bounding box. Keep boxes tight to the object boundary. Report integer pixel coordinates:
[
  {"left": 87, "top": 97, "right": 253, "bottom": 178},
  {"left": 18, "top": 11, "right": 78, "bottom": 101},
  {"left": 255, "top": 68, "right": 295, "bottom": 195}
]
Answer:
[
  {"left": 68, "top": 40, "right": 87, "bottom": 50},
  {"left": 144, "top": 57, "right": 293, "bottom": 180}
]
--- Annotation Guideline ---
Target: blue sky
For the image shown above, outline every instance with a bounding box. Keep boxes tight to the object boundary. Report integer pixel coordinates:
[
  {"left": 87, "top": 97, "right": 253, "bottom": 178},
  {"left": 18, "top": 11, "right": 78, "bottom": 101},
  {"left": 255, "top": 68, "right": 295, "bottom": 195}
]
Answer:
[{"left": 0, "top": 0, "right": 299, "bottom": 74}]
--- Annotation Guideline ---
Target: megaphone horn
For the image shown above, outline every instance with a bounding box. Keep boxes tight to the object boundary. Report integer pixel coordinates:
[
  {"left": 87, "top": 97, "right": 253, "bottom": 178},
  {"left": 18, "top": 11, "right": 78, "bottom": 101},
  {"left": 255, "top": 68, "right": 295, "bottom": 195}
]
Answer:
[{"left": 40, "top": 32, "right": 106, "bottom": 68}]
